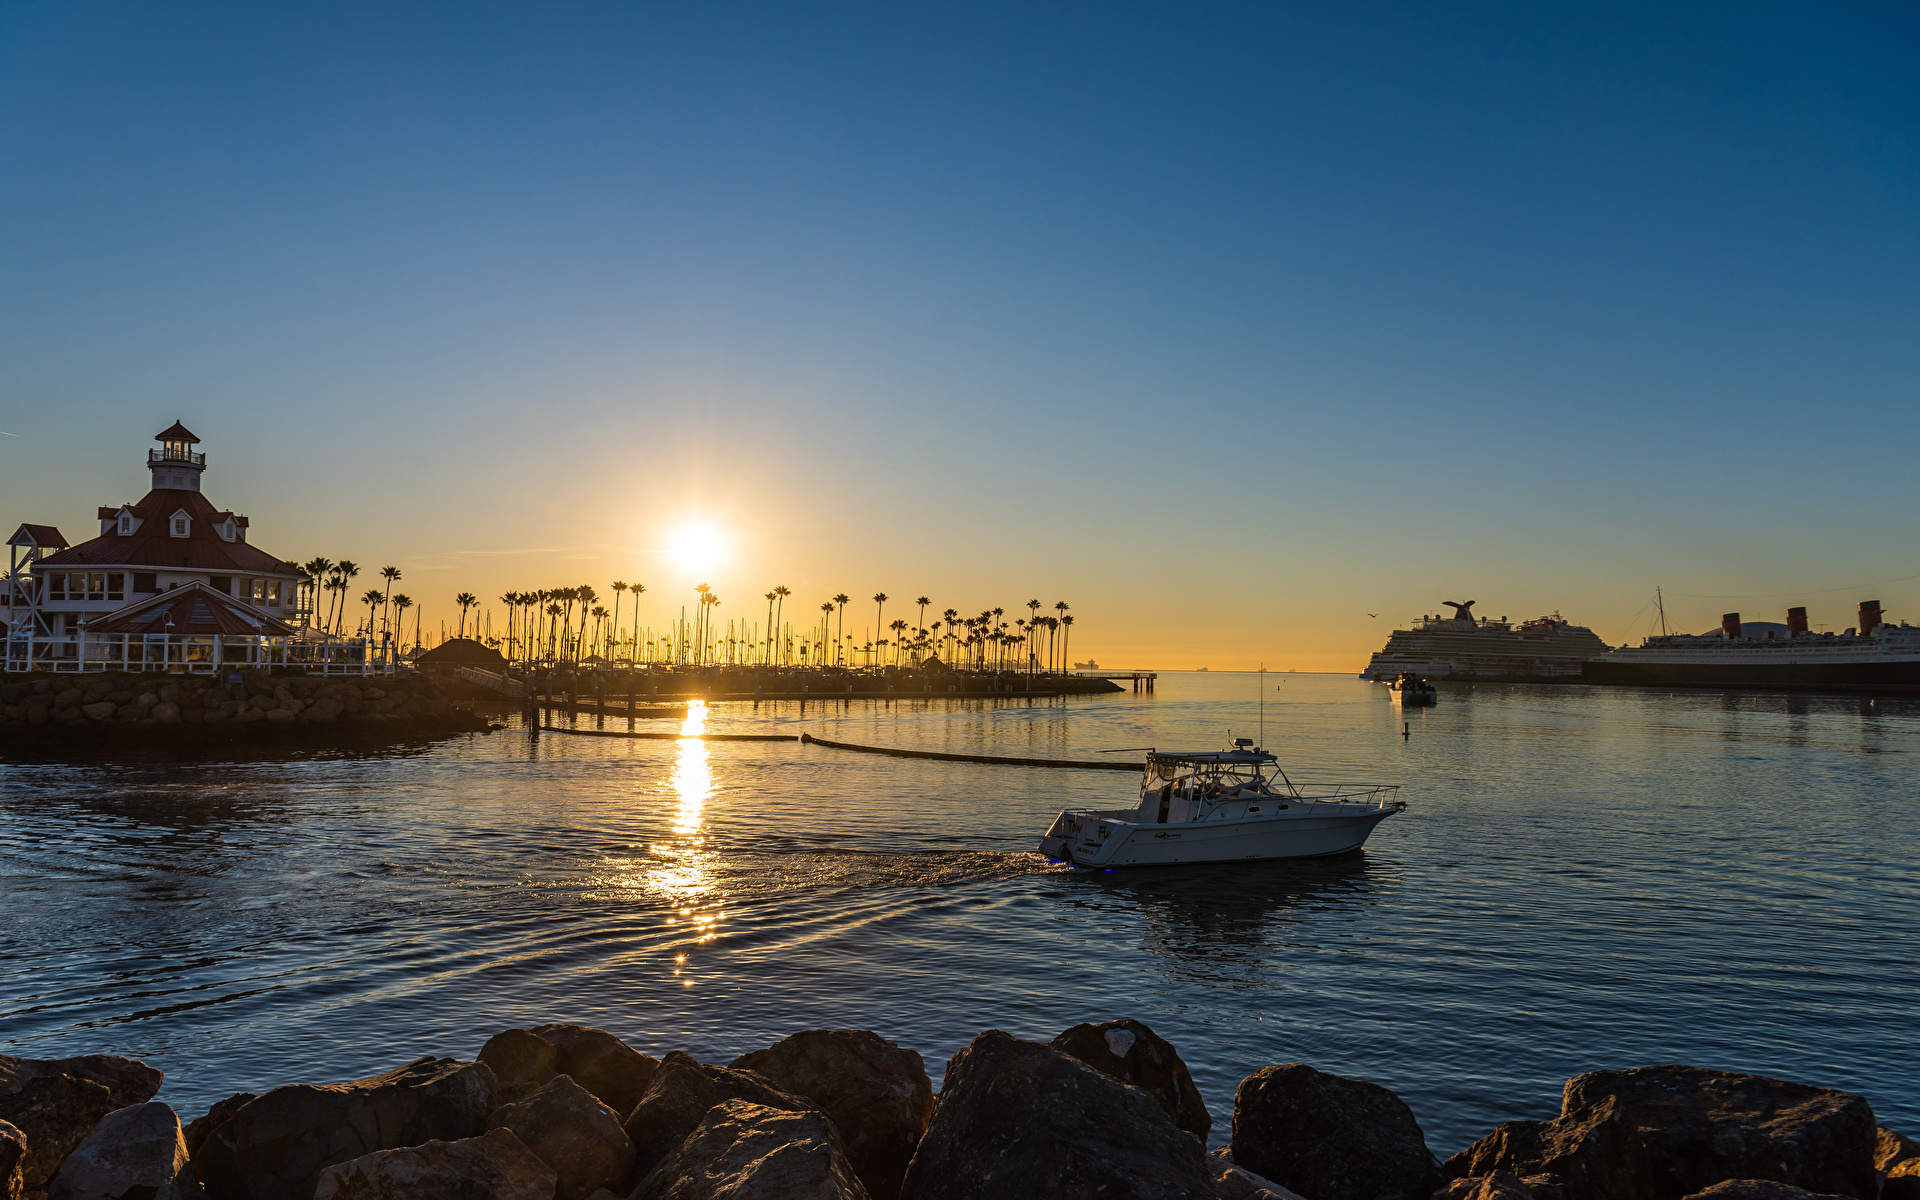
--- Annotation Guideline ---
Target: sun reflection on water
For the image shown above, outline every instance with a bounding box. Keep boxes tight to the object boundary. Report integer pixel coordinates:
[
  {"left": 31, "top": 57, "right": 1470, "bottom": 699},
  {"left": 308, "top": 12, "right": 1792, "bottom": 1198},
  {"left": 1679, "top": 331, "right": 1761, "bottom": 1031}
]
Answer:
[{"left": 651, "top": 700, "right": 716, "bottom": 903}]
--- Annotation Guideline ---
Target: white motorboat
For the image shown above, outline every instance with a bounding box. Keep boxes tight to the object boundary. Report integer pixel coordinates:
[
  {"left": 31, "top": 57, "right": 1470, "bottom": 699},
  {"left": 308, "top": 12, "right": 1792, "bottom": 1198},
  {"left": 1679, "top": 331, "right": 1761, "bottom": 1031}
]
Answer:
[{"left": 1037, "top": 740, "right": 1405, "bottom": 867}]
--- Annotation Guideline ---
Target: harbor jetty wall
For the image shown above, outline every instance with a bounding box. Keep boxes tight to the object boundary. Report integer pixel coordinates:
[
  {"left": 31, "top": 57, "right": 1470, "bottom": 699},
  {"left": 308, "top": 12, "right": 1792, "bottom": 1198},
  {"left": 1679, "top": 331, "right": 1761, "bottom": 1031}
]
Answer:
[
  {"left": 6, "top": 1022, "right": 1899, "bottom": 1200},
  {"left": 0, "top": 670, "right": 491, "bottom": 743}
]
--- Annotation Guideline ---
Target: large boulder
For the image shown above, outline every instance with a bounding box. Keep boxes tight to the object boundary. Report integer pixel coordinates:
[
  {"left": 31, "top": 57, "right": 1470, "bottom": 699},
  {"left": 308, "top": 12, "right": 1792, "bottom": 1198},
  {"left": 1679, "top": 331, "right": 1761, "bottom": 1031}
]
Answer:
[
  {"left": 480, "top": 1031, "right": 561, "bottom": 1105},
  {"left": 623, "top": 1052, "right": 816, "bottom": 1179},
  {"left": 312, "top": 1128, "right": 555, "bottom": 1200},
  {"left": 897, "top": 1028, "right": 1217, "bottom": 1200},
  {"left": 181, "top": 1094, "right": 257, "bottom": 1160},
  {"left": 631, "top": 1100, "right": 869, "bottom": 1200},
  {"left": 0, "top": 1053, "right": 163, "bottom": 1189},
  {"left": 527, "top": 1025, "right": 659, "bottom": 1118},
  {"left": 1679, "top": 1183, "right": 1854, "bottom": 1200},
  {"left": 1231, "top": 1063, "right": 1436, "bottom": 1200},
  {"left": 0, "top": 1074, "right": 117, "bottom": 1190},
  {"left": 729, "top": 1030, "right": 933, "bottom": 1200},
  {"left": 487, "top": 1075, "right": 634, "bottom": 1200},
  {"left": 1049, "top": 1019, "right": 1210, "bottom": 1141},
  {"left": 47, "top": 1102, "right": 203, "bottom": 1200},
  {"left": 1, "top": 1120, "right": 25, "bottom": 1200},
  {"left": 0, "top": 1056, "right": 164, "bottom": 1111},
  {"left": 1560, "top": 1066, "right": 1878, "bottom": 1200},
  {"left": 195, "top": 1056, "right": 500, "bottom": 1200},
  {"left": 1442, "top": 1096, "right": 1654, "bottom": 1200}
]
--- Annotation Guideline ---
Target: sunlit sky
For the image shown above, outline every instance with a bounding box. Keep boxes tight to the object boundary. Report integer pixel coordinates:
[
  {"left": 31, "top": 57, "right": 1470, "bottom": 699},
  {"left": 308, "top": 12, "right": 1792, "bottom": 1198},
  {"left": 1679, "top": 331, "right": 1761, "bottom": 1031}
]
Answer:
[{"left": 2, "top": 4, "right": 1915, "bottom": 669}]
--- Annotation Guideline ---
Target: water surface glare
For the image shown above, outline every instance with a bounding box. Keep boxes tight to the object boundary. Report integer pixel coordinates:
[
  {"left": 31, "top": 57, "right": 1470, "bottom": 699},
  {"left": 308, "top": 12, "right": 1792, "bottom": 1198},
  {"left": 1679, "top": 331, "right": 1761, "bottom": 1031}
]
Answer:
[{"left": 3, "top": 673, "right": 1915, "bottom": 1151}]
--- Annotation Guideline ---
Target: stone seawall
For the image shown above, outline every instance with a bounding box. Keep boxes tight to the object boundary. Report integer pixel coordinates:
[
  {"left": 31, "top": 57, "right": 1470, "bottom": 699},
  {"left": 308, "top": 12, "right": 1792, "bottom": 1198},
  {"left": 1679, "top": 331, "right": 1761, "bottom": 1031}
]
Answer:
[
  {"left": 0, "top": 671, "right": 491, "bottom": 743},
  {"left": 2, "top": 1022, "right": 1908, "bottom": 1200}
]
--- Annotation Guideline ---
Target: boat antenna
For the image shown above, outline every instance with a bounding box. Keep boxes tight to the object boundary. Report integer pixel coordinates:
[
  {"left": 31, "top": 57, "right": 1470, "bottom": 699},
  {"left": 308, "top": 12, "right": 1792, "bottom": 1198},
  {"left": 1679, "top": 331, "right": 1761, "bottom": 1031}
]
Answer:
[{"left": 1259, "top": 662, "right": 1265, "bottom": 749}]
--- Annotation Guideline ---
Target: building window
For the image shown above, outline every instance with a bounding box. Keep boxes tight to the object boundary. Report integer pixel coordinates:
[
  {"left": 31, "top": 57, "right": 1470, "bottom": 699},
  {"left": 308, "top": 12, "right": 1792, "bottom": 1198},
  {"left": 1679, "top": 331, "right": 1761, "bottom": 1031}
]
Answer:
[
  {"left": 47, "top": 572, "right": 67, "bottom": 600},
  {"left": 119, "top": 515, "right": 132, "bottom": 534},
  {"left": 85, "top": 572, "right": 106, "bottom": 601},
  {"left": 209, "top": 576, "right": 231, "bottom": 595},
  {"left": 133, "top": 573, "right": 157, "bottom": 593},
  {"left": 171, "top": 518, "right": 188, "bottom": 537},
  {"left": 268, "top": 580, "right": 283, "bottom": 606},
  {"left": 107, "top": 573, "right": 124, "bottom": 601}
]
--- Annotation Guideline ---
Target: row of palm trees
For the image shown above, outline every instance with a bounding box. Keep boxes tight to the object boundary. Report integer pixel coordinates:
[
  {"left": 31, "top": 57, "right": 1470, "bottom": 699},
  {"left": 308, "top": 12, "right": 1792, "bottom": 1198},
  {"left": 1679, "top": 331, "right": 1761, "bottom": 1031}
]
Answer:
[
  {"left": 449, "top": 581, "right": 1080, "bottom": 672},
  {"left": 292, "top": 561, "right": 1083, "bottom": 673},
  {"left": 299, "top": 558, "right": 420, "bottom": 658}
]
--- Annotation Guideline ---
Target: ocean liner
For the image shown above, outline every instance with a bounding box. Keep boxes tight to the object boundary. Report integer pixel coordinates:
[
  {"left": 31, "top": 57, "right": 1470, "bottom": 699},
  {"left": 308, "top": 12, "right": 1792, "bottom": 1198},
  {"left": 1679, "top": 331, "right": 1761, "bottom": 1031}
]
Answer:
[
  {"left": 1360, "top": 601, "right": 1612, "bottom": 682},
  {"left": 1584, "top": 601, "right": 1920, "bottom": 693}
]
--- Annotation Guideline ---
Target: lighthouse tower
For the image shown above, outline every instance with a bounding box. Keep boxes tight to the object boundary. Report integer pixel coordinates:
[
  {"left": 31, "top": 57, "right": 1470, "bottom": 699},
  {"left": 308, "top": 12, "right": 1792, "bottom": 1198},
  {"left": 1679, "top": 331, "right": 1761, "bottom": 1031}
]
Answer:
[{"left": 149, "top": 421, "right": 207, "bottom": 492}]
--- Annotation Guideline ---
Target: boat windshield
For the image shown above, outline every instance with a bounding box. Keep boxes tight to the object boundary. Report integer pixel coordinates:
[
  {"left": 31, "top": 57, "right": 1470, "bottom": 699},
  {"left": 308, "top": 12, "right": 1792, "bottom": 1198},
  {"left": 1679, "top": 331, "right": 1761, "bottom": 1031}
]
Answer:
[{"left": 1144, "top": 751, "right": 1297, "bottom": 798}]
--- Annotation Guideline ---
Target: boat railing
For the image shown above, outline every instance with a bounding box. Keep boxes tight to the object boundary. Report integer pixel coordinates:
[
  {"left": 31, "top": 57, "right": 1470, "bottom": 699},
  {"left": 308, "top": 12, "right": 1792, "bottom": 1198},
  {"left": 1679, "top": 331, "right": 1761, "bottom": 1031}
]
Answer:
[{"left": 1294, "top": 784, "right": 1403, "bottom": 811}]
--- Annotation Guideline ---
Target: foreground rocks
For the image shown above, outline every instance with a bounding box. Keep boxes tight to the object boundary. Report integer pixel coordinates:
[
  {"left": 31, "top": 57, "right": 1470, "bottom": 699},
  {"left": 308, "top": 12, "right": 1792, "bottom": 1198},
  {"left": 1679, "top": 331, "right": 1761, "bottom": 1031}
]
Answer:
[
  {"left": 314, "top": 1128, "right": 554, "bottom": 1200},
  {"left": 195, "top": 1056, "right": 499, "bottom": 1200},
  {"left": 0, "top": 1053, "right": 163, "bottom": 1191},
  {"left": 486, "top": 1076, "right": 633, "bottom": 1200},
  {"left": 47, "top": 1102, "right": 202, "bottom": 1200},
  {"left": 898, "top": 1029, "right": 1217, "bottom": 1200},
  {"left": 730, "top": 1030, "right": 932, "bottom": 1200},
  {"left": 1234, "top": 1063, "right": 1438, "bottom": 1200},
  {"left": 632, "top": 1101, "right": 869, "bottom": 1200},
  {"left": 11, "top": 1025, "right": 1908, "bottom": 1200},
  {"left": 1049, "top": 1018, "right": 1211, "bottom": 1141}
]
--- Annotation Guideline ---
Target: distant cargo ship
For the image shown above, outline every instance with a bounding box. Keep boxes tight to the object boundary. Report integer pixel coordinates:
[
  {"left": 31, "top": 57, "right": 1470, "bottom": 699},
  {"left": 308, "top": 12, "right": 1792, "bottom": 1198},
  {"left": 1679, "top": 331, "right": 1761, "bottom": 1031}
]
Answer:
[
  {"left": 1360, "top": 601, "right": 1612, "bottom": 682},
  {"left": 1584, "top": 601, "right": 1920, "bottom": 693}
]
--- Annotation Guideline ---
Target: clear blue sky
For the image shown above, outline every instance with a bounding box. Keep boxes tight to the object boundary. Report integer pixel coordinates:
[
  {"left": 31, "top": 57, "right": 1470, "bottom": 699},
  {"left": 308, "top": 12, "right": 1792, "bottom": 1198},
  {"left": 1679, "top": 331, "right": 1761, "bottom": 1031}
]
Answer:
[{"left": 2, "top": 3, "right": 1915, "bottom": 665}]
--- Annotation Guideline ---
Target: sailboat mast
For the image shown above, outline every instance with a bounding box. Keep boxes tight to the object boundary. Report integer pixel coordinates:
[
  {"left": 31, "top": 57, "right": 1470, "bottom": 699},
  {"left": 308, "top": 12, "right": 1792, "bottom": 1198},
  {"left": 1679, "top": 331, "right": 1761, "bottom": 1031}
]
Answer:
[{"left": 1656, "top": 587, "right": 1668, "bottom": 636}]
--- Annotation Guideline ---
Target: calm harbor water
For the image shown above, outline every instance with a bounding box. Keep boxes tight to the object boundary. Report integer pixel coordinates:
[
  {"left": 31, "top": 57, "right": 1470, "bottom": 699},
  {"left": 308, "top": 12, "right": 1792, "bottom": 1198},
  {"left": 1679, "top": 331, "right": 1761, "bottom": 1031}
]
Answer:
[{"left": 2, "top": 672, "right": 1916, "bottom": 1152}]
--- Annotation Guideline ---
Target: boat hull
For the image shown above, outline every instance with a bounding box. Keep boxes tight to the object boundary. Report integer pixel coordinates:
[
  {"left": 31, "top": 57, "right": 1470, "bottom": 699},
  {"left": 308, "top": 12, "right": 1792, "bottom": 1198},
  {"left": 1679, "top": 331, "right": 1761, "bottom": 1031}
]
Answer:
[{"left": 1041, "top": 808, "right": 1397, "bottom": 867}]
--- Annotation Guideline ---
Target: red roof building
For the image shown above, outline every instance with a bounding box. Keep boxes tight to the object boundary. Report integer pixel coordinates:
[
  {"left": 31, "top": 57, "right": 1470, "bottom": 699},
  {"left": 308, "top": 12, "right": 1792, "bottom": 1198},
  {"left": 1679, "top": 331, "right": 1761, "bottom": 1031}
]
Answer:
[{"left": 5, "top": 425, "right": 357, "bottom": 675}]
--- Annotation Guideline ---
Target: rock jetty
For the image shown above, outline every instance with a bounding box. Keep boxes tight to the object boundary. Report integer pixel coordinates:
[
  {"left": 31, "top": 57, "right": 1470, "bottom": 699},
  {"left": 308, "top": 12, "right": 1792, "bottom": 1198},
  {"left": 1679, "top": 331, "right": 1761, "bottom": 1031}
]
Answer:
[
  {"left": 2, "top": 1024, "right": 1909, "bottom": 1200},
  {"left": 0, "top": 672, "right": 490, "bottom": 743}
]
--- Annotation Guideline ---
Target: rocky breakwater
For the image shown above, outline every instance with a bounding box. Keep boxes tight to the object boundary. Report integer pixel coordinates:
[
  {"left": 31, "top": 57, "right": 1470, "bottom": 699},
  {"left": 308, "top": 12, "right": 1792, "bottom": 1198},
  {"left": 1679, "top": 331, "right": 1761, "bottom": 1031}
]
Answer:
[
  {"left": 5, "top": 1024, "right": 1914, "bottom": 1200},
  {"left": 0, "top": 672, "right": 491, "bottom": 745}
]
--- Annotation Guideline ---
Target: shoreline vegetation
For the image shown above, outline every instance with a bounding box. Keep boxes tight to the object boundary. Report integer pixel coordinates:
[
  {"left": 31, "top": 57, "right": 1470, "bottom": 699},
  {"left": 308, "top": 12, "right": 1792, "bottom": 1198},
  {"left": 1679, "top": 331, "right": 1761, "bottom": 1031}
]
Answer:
[{"left": 3, "top": 1021, "right": 1909, "bottom": 1200}]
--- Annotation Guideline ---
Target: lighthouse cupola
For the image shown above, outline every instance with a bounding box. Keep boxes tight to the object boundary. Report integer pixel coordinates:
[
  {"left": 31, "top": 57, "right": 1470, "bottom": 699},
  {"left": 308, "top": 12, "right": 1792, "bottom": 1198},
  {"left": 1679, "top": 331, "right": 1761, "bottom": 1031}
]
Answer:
[{"left": 149, "top": 421, "right": 206, "bottom": 491}]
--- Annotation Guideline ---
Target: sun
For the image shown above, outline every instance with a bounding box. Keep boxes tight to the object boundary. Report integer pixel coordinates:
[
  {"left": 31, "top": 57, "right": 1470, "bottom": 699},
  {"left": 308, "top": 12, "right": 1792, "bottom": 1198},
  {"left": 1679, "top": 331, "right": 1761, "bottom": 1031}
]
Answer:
[{"left": 666, "top": 522, "right": 727, "bottom": 575}]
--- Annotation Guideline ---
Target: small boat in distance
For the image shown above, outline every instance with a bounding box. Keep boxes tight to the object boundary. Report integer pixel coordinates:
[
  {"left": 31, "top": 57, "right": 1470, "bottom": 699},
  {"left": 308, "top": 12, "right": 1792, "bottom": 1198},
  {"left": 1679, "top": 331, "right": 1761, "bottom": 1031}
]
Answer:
[
  {"left": 1037, "top": 741, "right": 1404, "bottom": 867},
  {"left": 1392, "top": 672, "right": 1437, "bottom": 706}
]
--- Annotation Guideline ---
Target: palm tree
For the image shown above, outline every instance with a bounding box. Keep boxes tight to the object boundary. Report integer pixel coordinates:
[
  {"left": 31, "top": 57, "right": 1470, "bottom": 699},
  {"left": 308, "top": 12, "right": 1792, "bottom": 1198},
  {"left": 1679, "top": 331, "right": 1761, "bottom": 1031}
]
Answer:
[
  {"left": 393, "top": 594, "right": 414, "bottom": 655},
  {"left": 499, "top": 594, "right": 517, "bottom": 658},
  {"left": 590, "top": 606, "right": 610, "bottom": 656},
  {"left": 871, "top": 594, "right": 888, "bottom": 667},
  {"left": 327, "top": 561, "right": 359, "bottom": 633},
  {"left": 763, "top": 591, "right": 778, "bottom": 664},
  {"left": 1061, "top": 613, "right": 1075, "bottom": 670},
  {"left": 915, "top": 596, "right": 931, "bottom": 638},
  {"left": 773, "top": 585, "right": 791, "bottom": 663},
  {"left": 832, "top": 594, "right": 851, "bottom": 664},
  {"left": 545, "top": 602, "right": 563, "bottom": 658},
  {"left": 942, "top": 609, "right": 959, "bottom": 663},
  {"left": 455, "top": 592, "right": 477, "bottom": 638},
  {"left": 889, "top": 619, "right": 909, "bottom": 666},
  {"left": 301, "top": 557, "right": 332, "bottom": 626},
  {"left": 611, "top": 582, "right": 629, "bottom": 658},
  {"left": 362, "top": 589, "right": 386, "bottom": 639},
  {"left": 378, "top": 566, "right": 401, "bottom": 642}
]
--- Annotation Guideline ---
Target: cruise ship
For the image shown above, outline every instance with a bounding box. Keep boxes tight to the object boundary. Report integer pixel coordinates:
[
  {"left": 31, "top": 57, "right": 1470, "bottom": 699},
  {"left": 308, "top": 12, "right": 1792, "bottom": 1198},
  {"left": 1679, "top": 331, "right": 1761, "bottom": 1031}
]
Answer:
[
  {"left": 1584, "top": 601, "right": 1920, "bottom": 693},
  {"left": 1360, "top": 601, "right": 1613, "bottom": 682}
]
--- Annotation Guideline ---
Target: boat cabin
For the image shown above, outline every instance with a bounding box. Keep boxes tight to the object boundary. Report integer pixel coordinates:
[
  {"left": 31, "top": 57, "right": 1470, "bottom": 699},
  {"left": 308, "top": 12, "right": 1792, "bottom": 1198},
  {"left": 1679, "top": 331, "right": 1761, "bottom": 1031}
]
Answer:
[{"left": 1135, "top": 743, "right": 1297, "bottom": 824}]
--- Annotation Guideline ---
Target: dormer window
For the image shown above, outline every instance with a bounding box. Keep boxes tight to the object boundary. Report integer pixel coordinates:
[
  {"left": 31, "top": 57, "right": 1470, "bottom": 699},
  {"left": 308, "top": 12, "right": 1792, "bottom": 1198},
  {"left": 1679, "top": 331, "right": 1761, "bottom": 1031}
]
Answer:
[
  {"left": 216, "top": 519, "right": 235, "bottom": 542},
  {"left": 119, "top": 515, "right": 132, "bottom": 535},
  {"left": 169, "top": 510, "right": 191, "bottom": 538}
]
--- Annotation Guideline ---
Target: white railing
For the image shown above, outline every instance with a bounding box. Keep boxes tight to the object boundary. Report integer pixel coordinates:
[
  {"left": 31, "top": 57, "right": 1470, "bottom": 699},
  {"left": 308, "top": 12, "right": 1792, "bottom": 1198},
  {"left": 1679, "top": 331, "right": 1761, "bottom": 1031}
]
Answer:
[{"left": 4, "top": 632, "right": 373, "bottom": 675}]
